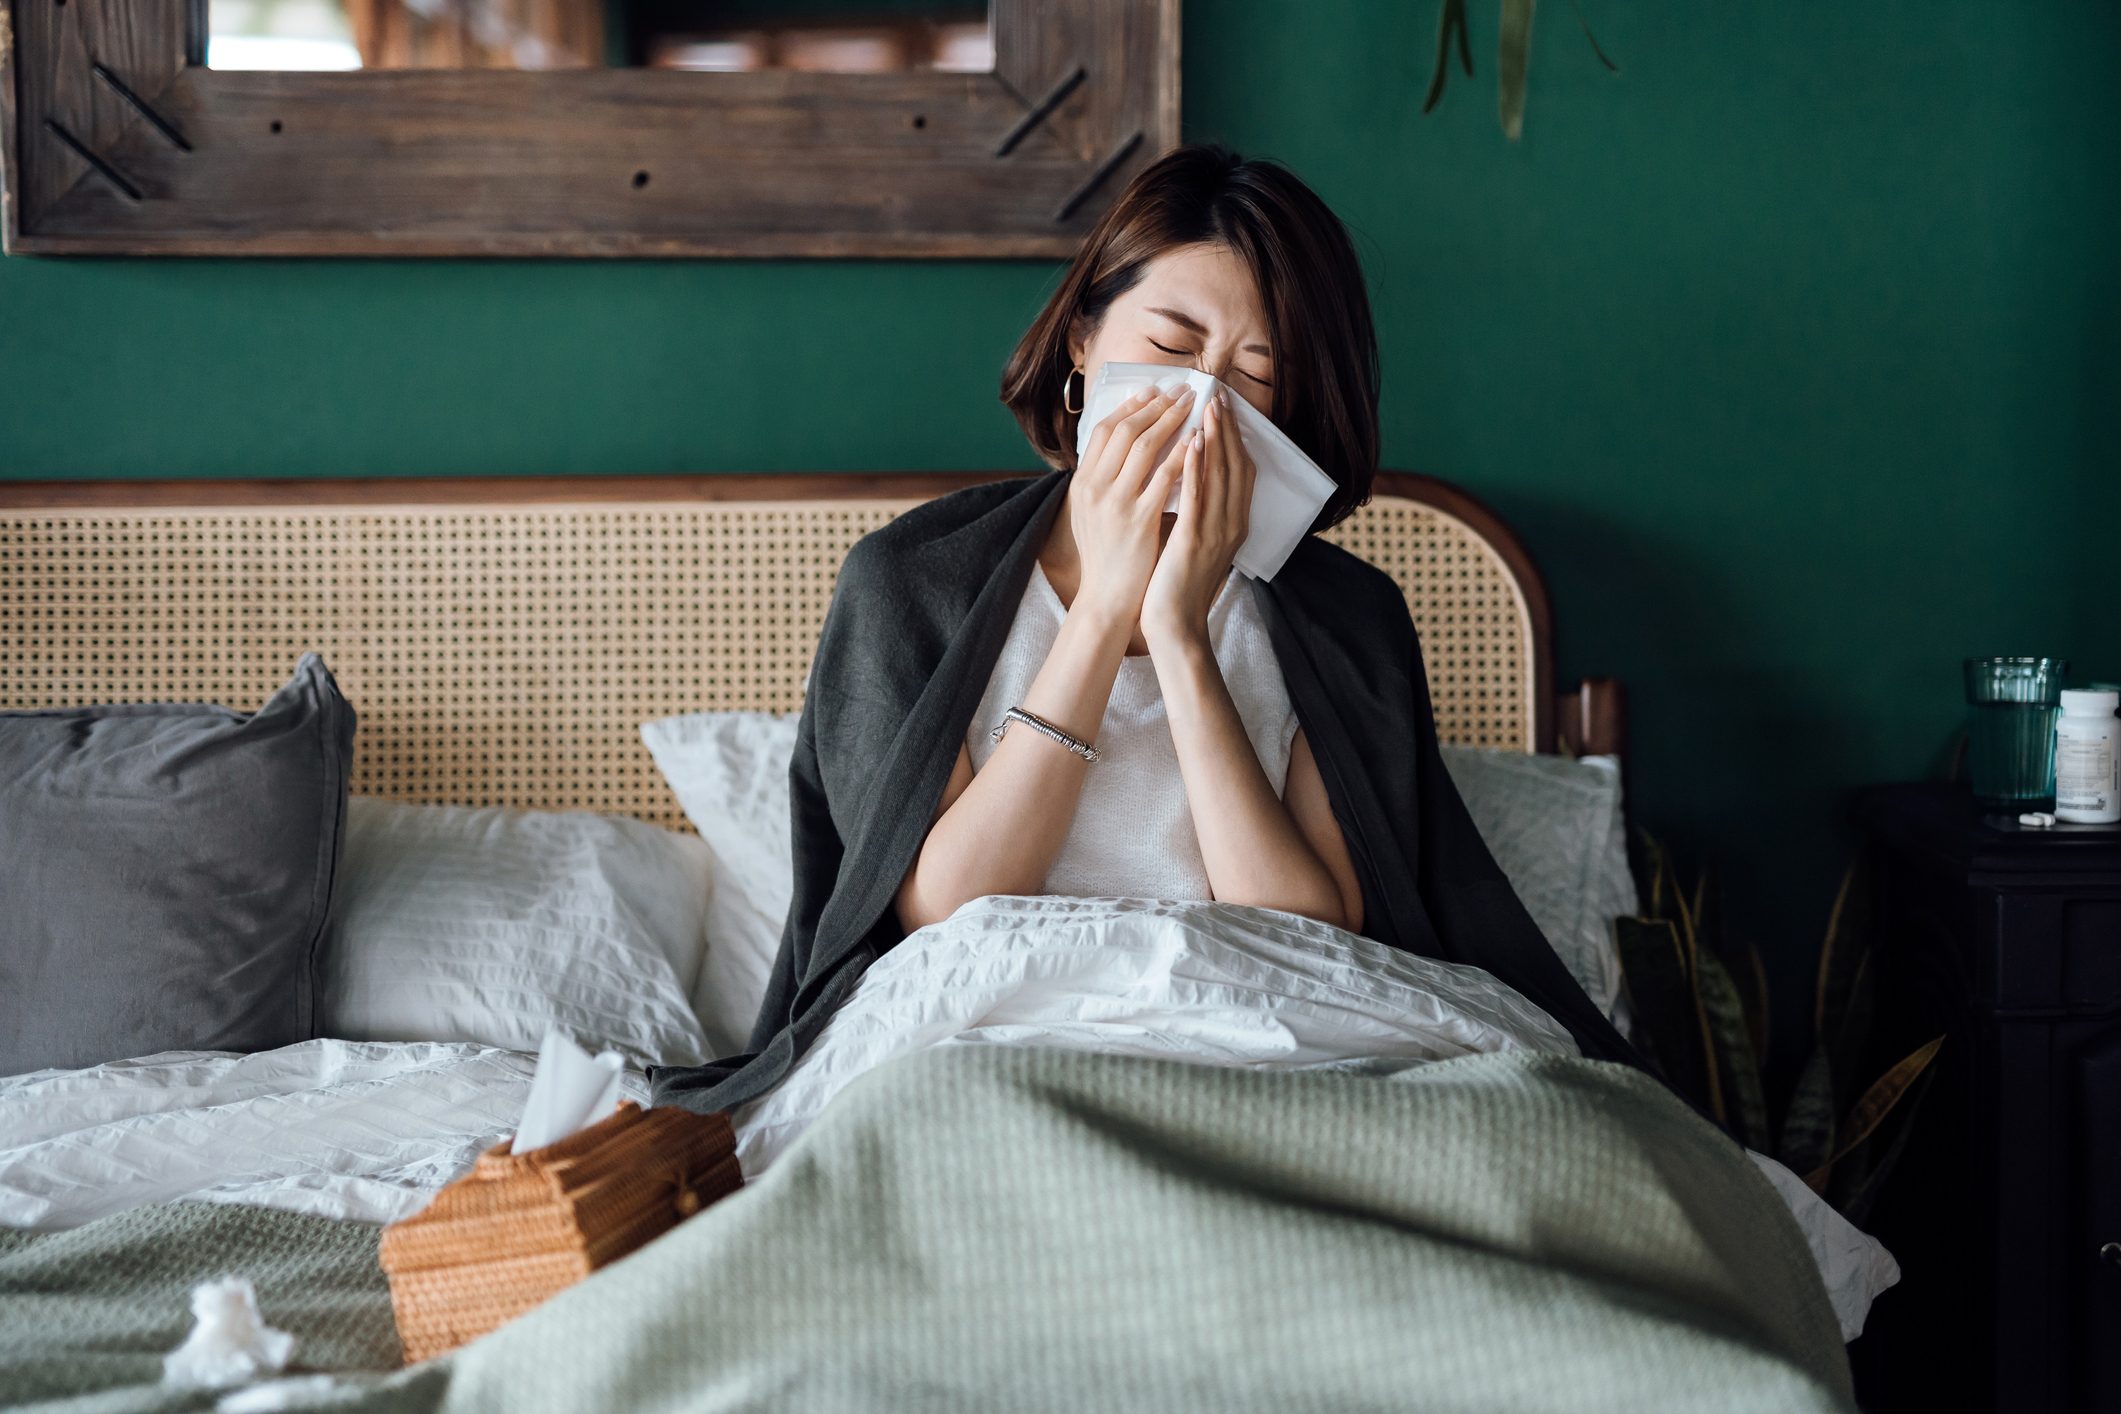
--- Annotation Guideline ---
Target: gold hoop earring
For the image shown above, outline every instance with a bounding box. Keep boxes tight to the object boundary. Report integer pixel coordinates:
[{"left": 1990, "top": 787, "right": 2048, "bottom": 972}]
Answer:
[{"left": 1062, "top": 366, "right": 1085, "bottom": 415}]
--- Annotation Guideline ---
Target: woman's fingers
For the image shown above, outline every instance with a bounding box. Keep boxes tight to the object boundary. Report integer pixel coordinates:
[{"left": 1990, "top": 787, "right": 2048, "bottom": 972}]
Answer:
[
  {"left": 1181, "top": 426, "right": 1206, "bottom": 515},
  {"left": 1139, "top": 400, "right": 1200, "bottom": 504},
  {"left": 1080, "top": 387, "right": 1159, "bottom": 474},
  {"left": 1115, "top": 385, "right": 1198, "bottom": 496},
  {"left": 1145, "top": 425, "right": 1197, "bottom": 512},
  {"left": 1200, "top": 391, "right": 1252, "bottom": 535},
  {"left": 1200, "top": 393, "right": 1229, "bottom": 519}
]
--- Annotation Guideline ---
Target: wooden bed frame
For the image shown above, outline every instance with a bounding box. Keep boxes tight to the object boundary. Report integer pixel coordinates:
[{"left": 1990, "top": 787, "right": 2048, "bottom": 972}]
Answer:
[{"left": 0, "top": 471, "right": 1625, "bottom": 829}]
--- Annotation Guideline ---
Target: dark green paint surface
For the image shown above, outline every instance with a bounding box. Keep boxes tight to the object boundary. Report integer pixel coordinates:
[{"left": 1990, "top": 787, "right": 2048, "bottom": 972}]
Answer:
[{"left": 4, "top": 4, "right": 2115, "bottom": 1068}]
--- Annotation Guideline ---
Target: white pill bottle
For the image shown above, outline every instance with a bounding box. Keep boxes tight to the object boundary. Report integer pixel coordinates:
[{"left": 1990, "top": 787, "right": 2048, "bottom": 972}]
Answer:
[{"left": 2055, "top": 688, "right": 2121, "bottom": 824}]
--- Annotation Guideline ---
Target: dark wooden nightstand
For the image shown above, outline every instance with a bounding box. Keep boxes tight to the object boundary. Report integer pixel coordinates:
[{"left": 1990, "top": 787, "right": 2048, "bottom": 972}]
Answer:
[{"left": 1847, "top": 782, "right": 2121, "bottom": 1414}]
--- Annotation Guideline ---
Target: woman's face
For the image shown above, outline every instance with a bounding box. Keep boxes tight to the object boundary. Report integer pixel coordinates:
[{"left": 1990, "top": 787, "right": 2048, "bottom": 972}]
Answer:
[{"left": 1069, "top": 242, "right": 1276, "bottom": 418}]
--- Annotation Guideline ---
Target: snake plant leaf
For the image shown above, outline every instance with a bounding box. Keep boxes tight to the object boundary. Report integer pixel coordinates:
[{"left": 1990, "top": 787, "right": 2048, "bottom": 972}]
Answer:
[
  {"left": 1815, "top": 854, "right": 1873, "bottom": 1038},
  {"left": 1693, "top": 944, "right": 1771, "bottom": 1150},
  {"left": 1740, "top": 935, "right": 1771, "bottom": 1062},
  {"left": 1615, "top": 915, "right": 1715, "bottom": 1118},
  {"left": 1805, "top": 1035, "right": 1945, "bottom": 1189},
  {"left": 1424, "top": 0, "right": 1474, "bottom": 115},
  {"left": 1675, "top": 865, "right": 1701, "bottom": 956},
  {"left": 1498, "top": 0, "right": 1536, "bottom": 139},
  {"left": 1828, "top": 948, "right": 1875, "bottom": 1116},
  {"left": 1687, "top": 867, "right": 1770, "bottom": 1060},
  {"left": 1634, "top": 827, "right": 1672, "bottom": 922},
  {"left": 1662, "top": 871, "right": 1729, "bottom": 1126},
  {"left": 1780, "top": 1041, "right": 1838, "bottom": 1186},
  {"left": 1830, "top": 1063, "right": 1940, "bottom": 1226}
]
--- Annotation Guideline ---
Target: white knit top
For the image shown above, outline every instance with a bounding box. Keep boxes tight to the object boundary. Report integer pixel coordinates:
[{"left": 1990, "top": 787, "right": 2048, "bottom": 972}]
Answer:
[{"left": 965, "top": 560, "right": 1302, "bottom": 902}]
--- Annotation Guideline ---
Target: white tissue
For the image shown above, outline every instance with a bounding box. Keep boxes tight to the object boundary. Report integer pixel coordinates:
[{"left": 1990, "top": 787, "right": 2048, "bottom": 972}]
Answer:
[
  {"left": 161, "top": 1277, "right": 296, "bottom": 1391},
  {"left": 1073, "top": 360, "right": 1339, "bottom": 580},
  {"left": 217, "top": 1375, "right": 344, "bottom": 1412},
  {"left": 510, "top": 1029, "right": 626, "bottom": 1155}
]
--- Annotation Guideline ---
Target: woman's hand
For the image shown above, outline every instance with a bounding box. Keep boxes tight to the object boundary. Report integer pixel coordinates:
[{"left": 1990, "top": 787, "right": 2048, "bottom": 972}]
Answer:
[
  {"left": 1069, "top": 384, "right": 1197, "bottom": 634},
  {"left": 1141, "top": 386, "right": 1255, "bottom": 652}
]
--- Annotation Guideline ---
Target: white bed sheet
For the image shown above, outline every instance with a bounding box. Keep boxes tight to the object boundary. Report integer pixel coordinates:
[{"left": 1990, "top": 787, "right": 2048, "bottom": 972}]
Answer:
[{"left": 0, "top": 1039, "right": 647, "bottom": 1231}]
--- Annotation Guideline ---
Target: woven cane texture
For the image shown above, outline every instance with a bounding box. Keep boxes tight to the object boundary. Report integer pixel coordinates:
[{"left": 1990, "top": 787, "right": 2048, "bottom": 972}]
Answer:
[
  {"left": 0, "top": 493, "right": 1533, "bottom": 828},
  {"left": 381, "top": 1102, "right": 741, "bottom": 1361}
]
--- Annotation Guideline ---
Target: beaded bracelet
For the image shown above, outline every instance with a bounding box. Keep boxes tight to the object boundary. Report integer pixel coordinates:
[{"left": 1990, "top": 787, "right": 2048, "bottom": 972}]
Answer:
[{"left": 989, "top": 705, "right": 1101, "bottom": 763}]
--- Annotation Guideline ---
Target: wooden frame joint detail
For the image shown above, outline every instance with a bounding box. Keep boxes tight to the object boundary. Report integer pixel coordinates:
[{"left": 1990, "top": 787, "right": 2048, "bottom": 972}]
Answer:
[
  {"left": 42, "top": 117, "right": 141, "bottom": 200},
  {"left": 993, "top": 65, "right": 1084, "bottom": 159}
]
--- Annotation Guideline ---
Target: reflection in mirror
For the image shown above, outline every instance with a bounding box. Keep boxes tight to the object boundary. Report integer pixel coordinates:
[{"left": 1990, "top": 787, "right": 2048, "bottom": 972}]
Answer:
[{"left": 205, "top": 0, "right": 992, "bottom": 73}]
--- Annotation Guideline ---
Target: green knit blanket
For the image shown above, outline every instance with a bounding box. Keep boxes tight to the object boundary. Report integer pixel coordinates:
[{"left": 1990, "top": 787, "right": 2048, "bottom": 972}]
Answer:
[
  {"left": 366, "top": 1047, "right": 1855, "bottom": 1413},
  {"left": 7, "top": 1048, "right": 1855, "bottom": 1413},
  {"left": 0, "top": 1201, "right": 398, "bottom": 1412}
]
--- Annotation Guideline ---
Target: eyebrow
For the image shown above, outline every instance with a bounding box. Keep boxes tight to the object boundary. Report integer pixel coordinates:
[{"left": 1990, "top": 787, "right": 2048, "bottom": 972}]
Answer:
[{"left": 1145, "top": 306, "right": 1273, "bottom": 359}]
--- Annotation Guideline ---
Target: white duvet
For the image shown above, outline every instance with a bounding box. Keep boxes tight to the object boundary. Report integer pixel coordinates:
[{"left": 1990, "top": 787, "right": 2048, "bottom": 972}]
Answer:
[
  {"left": 0, "top": 1040, "right": 647, "bottom": 1230},
  {"left": 0, "top": 894, "right": 1894, "bottom": 1339},
  {"left": 733, "top": 894, "right": 1583, "bottom": 1170}
]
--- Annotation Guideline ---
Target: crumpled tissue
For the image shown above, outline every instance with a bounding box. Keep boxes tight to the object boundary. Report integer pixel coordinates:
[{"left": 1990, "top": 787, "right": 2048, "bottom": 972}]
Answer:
[
  {"left": 161, "top": 1277, "right": 296, "bottom": 1391},
  {"left": 1073, "top": 360, "right": 1339, "bottom": 581},
  {"left": 510, "top": 1029, "right": 626, "bottom": 1154},
  {"left": 216, "top": 1375, "right": 345, "bottom": 1412}
]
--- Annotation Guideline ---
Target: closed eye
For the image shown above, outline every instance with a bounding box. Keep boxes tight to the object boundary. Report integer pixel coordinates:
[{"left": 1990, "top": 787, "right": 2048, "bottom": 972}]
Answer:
[{"left": 1148, "top": 339, "right": 1273, "bottom": 388}]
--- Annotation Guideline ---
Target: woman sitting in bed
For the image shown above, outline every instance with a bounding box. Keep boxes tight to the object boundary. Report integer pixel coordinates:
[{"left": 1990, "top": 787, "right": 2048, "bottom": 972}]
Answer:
[
  {"left": 896, "top": 149, "right": 1365, "bottom": 939},
  {"left": 649, "top": 142, "right": 1654, "bottom": 1117}
]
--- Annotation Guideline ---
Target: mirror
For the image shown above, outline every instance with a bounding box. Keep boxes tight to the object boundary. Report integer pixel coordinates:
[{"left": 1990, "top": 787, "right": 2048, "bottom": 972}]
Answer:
[
  {"left": 204, "top": 0, "right": 992, "bottom": 73},
  {"left": 6, "top": 0, "right": 1173, "bottom": 258}
]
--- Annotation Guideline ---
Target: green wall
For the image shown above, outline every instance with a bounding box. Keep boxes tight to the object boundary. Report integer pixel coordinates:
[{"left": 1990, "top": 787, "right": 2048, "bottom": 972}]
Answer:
[{"left": 4, "top": 3, "right": 2115, "bottom": 1059}]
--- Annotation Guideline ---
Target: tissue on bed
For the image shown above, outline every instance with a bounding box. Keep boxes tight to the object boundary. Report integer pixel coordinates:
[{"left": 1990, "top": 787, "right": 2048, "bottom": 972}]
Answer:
[
  {"left": 1072, "top": 361, "right": 1337, "bottom": 581},
  {"left": 161, "top": 1278, "right": 295, "bottom": 1391}
]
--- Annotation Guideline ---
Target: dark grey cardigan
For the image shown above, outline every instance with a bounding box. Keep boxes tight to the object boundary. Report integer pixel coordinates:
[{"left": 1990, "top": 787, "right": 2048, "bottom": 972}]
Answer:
[{"left": 649, "top": 469, "right": 1653, "bottom": 1115}]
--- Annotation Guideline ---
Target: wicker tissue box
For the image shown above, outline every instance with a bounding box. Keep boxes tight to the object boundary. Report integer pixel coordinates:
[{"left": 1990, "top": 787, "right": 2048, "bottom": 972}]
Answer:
[{"left": 380, "top": 1100, "right": 742, "bottom": 1362}]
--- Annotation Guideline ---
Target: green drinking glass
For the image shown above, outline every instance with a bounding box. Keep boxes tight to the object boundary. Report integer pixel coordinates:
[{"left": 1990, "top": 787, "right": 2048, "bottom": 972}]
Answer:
[{"left": 1963, "top": 656, "right": 2069, "bottom": 811}]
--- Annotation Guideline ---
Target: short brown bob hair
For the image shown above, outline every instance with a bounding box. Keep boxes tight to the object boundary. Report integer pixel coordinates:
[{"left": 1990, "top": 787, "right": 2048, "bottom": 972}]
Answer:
[{"left": 1001, "top": 142, "right": 1380, "bottom": 529}]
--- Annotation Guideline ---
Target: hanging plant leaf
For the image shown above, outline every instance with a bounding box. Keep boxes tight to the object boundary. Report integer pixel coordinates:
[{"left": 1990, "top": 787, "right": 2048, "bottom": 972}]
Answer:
[
  {"left": 1694, "top": 945, "right": 1771, "bottom": 1150},
  {"left": 1424, "top": 0, "right": 1474, "bottom": 115},
  {"left": 1498, "top": 0, "right": 1537, "bottom": 139},
  {"left": 1568, "top": 0, "right": 1619, "bottom": 72},
  {"left": 1779, "top": 1041, "right": 1838, "bottom": 1185}
]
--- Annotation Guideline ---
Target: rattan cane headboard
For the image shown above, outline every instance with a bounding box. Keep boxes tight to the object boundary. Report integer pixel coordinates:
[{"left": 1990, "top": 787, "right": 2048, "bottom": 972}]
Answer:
[{"left": 0, "top": 472, "right": 1612, "bottom": 831}]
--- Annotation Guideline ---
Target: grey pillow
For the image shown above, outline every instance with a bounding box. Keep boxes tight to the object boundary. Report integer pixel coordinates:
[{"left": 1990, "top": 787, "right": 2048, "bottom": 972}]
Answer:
[{"left": 0, "top": 654, "right": 357, "bottom": 1076}]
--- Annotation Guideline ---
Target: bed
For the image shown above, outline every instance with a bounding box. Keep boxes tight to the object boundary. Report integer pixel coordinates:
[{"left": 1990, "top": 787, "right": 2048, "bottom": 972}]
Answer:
[{"left": 0, "top": 472, "right": 1874, "bottom": 1412}]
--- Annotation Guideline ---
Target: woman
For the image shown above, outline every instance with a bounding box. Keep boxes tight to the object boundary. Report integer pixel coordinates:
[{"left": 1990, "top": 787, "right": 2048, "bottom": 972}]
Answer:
[
  {"left": 650, "top": 143, "right": 1648, "bottom": 1117},
  {"left": 897, "top": 152, "right": 1368, "bottom": 937}
]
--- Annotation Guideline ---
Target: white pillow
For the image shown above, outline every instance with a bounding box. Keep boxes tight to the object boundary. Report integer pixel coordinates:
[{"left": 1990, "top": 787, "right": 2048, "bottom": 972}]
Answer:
[
  {"left": 643, "top": 712, "right": 1635, "bottom": 1043},
  {"left": 641, "top": 712, "right": 802, "bottom": 1056},
  {"left": 1438, "top": 746, "right": 1634, "bottom": 1023},
  {"left": 321, "top": 798, "right": 712, "bottom": 1067}
]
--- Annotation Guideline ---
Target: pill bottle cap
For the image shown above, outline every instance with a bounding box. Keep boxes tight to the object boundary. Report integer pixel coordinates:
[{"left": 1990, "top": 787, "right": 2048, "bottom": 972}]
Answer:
[{"left": 2059, "top": 688, "right": 2120, "bottom": 716}]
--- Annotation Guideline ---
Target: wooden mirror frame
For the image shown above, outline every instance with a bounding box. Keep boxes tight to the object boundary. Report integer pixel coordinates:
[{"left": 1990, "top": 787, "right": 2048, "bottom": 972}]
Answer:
[{"left": 0, "top": 0, "right": 1178, "bottom": 256}]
